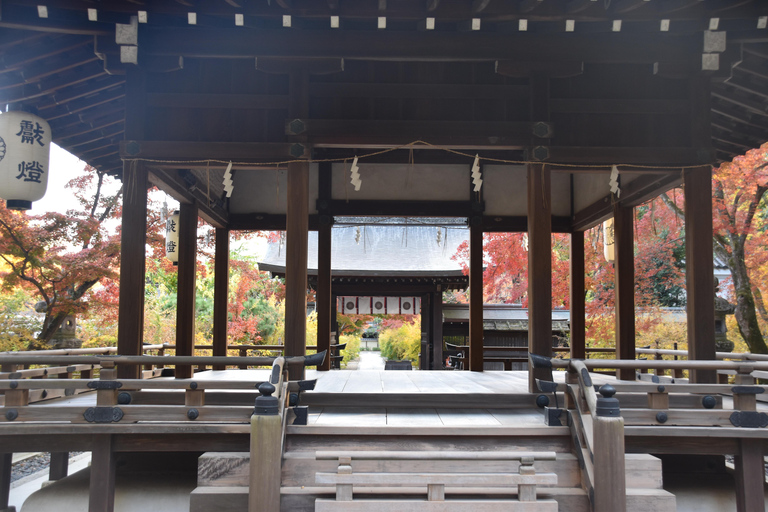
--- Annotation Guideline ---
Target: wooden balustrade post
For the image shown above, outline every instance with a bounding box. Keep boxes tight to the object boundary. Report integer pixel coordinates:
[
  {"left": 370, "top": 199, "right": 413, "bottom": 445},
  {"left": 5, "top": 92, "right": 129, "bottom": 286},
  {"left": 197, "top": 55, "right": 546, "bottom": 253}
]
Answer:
[
  {"left": 89, "top": 435, "right": 116, "bottom": 512},
  {"left": 49, "top": 452, "right": 69, "bottom": 481},
  {"left": 239, "top": 348, "right": 248, "bottom": 370},
  {"left": 249, "top": 383, "right": 282, "bottom": 512},
  {"left": 592, "top": 385, "right": 626, "bottom": 512},
  {"left": 734, "top": 438, "right": 765, "bottom": 512}
]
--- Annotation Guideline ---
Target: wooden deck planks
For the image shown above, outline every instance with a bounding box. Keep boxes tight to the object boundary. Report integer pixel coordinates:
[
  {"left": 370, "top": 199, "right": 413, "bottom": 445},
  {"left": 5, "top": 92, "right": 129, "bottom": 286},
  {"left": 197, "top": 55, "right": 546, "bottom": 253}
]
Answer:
[
  {"left": 385, "top": 408, "right": 444, "bottom": 427},
  {"left": 313, "top": 407, "right": 388, "bottom": 426},
  {"left": 436, "top": 409, "right": 503, "bottom": 427}
]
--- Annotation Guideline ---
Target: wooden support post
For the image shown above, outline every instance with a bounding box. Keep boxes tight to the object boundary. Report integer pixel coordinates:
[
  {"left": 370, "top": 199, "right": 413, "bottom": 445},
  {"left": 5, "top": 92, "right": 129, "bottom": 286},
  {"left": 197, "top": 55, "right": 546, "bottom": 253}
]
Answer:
[
  {"left": 528, "top": 163, "right": 553, "bottom": 391},
  {"left": 685, "top": 168, "right": 717, "bottom": 383},
  {"left": 176, "top": 202, "right": 198, "bottom": 379},
  {"left": 734, "top": 438, "right": 765, "bottom": 512},
  {"left": 432, "top": 289, "right": 444, "bottom": 370},
  {"left": 89, "top": 435, "right": 116, "bottom": 512},
  {"left": 49, "top": 452, "right": 69, "bottom": 481},
  {"left": 0, "top": 453, "right": 11, "bottom": 512},
  {"left": 570, "top": 230, "right": 586, "bottom": 360},
  {"left": 421, "top": 295, "right": 431, "bottom": 371},
  {"left": 249, "top": 387, "right": 282, "bottom": 512},
  {"left": 469, "top": 218, "right": 484, "bottom": 372},
  {"left": 116, "top": 160, "right": 148, "bottom": 380},
  {"left": 285, "top": 161, "right": 309, "bottom": 381},
  {"left": 317, "top": 162, "right": 333, "bottom": 372},
  {"left": 213, "top": 228, "right": 229, "bottom": 370},
  {"left": 614, "top": 204, "right": 635, "bottom": 381}
]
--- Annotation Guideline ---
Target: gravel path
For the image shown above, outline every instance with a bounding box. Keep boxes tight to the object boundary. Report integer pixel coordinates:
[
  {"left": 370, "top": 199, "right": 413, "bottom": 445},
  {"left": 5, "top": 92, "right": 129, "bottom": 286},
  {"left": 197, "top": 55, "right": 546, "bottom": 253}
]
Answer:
[{"left": 12, "top": 452, "right": 84, "bottom": 484}]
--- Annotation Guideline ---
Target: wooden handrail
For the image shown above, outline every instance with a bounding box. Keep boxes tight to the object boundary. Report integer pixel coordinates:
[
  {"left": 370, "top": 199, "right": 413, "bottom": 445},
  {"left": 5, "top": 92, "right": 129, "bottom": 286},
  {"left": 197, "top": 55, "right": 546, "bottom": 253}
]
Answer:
[{"left": 0, "top": 352, "right": 327, "bottom": 368}]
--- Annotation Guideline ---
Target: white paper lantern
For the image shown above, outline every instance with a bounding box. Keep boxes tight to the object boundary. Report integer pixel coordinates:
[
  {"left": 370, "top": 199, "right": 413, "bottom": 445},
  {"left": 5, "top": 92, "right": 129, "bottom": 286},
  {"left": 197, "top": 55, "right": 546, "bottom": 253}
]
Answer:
[
  {"left": 0, "top": 111, "right": 52, "bottom": 210},
  {"left": 165, "top": 210, "right": 180, "bottom": 265},
  {"left": 603, "top": 218, "right": 615, "bottom": 263}
]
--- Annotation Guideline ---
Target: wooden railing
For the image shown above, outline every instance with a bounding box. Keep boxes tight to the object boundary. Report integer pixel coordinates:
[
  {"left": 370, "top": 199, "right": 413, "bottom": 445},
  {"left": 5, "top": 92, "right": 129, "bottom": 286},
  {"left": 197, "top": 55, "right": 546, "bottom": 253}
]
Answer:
[{"left": 533, "top": 355, "right": 768, "bottom": 512}]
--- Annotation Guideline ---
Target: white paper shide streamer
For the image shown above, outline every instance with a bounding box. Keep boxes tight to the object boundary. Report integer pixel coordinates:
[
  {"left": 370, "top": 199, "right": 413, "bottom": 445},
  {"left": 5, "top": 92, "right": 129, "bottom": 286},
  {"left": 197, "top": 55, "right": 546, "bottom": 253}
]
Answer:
[
  {"left": 222, "top": 161, "right": 234, "bottom": 197},
  {"left": 609, "top": 165, "right": 620, "bottom": 197},
  {"left": 350, "top": 156, "right": 361, "bottom": 191},
  {"left": 471, "top": 154, "right": 482, "bottom": 192}
]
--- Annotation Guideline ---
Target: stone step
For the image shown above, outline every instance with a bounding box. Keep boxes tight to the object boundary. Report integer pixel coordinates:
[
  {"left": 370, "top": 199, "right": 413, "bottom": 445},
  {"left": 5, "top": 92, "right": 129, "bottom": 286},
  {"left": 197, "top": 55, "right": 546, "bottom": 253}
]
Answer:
[{"left": 189, "top": 485, "right": 676, "bottom": 512}]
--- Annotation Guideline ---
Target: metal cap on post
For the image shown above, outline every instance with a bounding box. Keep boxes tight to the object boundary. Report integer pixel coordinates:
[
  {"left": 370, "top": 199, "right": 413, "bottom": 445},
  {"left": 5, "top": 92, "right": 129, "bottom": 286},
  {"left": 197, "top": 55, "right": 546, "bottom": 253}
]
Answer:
[
  {"left": 254, "top": 383, "right": 279, "bottom": 416},
  {"left": 596, "top": 384, "right": 620, "bottom": 417}
]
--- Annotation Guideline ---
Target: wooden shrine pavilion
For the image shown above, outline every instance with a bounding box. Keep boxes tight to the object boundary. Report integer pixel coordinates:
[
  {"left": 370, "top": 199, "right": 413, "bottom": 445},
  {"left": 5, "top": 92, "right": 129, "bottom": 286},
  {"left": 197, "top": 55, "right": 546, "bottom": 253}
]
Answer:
[
  {"left": 4, "top": 0, "right": 766, "bottom": 386},
  {"left": 2, "top": 2, "right": 768, "bottom": 512},
  {"left": 1, "top": 0, "right": 767, "bottom": 385}
]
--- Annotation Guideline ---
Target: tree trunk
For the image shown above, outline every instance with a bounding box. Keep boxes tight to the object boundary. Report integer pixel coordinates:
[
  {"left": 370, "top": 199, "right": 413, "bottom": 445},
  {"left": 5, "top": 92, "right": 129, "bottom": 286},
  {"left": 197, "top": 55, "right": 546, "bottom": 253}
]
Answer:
[{"left": 728, "top": 241, "right": 768, "bottom": 354}]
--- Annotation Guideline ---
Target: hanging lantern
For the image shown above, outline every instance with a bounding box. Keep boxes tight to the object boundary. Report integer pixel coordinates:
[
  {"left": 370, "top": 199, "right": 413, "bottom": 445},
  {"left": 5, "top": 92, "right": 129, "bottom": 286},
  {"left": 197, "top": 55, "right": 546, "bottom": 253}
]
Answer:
[
  {"left": 603, "top": 218, "right": 615, "bottom": 263},
  {"left": 165, "top": 210, "right": 180, "bottom": 265},
  {"left": 0, "top": 110, "right": 52, "bottom": 210}
]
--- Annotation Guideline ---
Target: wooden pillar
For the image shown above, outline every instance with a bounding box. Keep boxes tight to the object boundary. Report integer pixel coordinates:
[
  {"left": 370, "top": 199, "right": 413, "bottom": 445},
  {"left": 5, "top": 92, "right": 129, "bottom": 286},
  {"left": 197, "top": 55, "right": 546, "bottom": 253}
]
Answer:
[
  {"left": 432, "top": 289, "right": 444, "bottom": 370},
  {"left": 285, "top": 161, "right": 309, "bottom": 380},
  {"left": 88, "top": 435, "right": 116, "bottom": 512},
  {"left": 0, "top": 453, "right": 11, "bottom": 512},
  {"left": 116, "top": 161, "right": 147, "bottom": 379},
  {"left": 175, "top": 202, "right": 198, "bottom": 379},
  {"left": 212, "top": 228, "right": 229, "bottom": 370},
  {"left": 614, "top": 204, "right": 635, "bottom": 381},
  {"left": 422, "top": 295, "right": 432, "bottom": 370},
  {"left": 528, "top": 164, "right": 552, "bottom": 391},
  {"left": 685, "top": 168, "right": 717, "bottom": 383},
  {"left": 570, "top": 231, "right": 586, "bottom": 359},
  {"left": 317, "top": 162, "right": 332, "bottom": 372},
  {"left": 734, "top": 438, "right": 765, "bottom": 512},
  {"left": 469, "top": 218, "right": 484, "bottom": 371},
  {"left": 331, "top": 293, "right": 338, "bottom": 339}
]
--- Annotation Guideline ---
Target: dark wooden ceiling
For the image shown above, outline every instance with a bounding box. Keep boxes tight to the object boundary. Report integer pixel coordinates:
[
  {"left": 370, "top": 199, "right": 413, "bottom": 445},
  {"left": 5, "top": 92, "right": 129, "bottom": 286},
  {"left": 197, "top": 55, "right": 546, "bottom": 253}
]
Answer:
[{"left": 1, "top": 0, "right": 767, "bottom": 180}]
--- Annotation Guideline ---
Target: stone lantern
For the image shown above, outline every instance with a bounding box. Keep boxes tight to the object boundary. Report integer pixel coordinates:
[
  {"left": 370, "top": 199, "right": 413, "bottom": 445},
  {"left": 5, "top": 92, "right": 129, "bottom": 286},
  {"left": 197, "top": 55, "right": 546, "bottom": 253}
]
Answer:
[{"left": 714, "top": 277, "right": 735, "bottom": 353}]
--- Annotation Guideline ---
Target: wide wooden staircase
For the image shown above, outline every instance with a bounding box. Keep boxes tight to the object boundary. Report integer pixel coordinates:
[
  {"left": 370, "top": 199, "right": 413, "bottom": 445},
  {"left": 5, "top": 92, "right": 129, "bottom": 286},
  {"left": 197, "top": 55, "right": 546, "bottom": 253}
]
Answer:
[{"left": 189, "top": 405, "right": 676, "bottom": 511}]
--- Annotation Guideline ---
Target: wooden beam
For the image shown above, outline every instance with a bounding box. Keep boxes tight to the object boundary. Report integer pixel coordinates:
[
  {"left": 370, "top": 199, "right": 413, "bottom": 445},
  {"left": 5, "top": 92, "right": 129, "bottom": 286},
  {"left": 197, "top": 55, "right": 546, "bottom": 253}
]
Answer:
[
  {"left": 614, "top": 203, "right": 635, "bottom": 381},
  {"left": 684, "top": 168, "right": 717, "bottom": 383},
  {"left": 175, "top": 202, "right": 198, "bottom": 379},
  {"left": 468, "top": 218, "right": 484, "bottom": 372},
  {"left": 146, "top": 92, "right": 289, "bottom": 110},
  {"left": 483, "top": 215, "right": 571, "bottom": 233},
  {"left": 212, "top": 228, "right": 229, "bottom": 370},
  {"left": 288, "top": 119, "right": 547, "bottom": 148},
  {"left": 550, "top": 98, "right": 690, "bottom": 115},
  {"left": 325, "top": 200, "right": 477, "bottom": 218},
  {"left": 527, "top": 164, "right": 553, "bottom": 391},
  {"left": 570, "top": 231, "right": 586, "bottom": 359},
  {"left": 147, "top": 169, "right": 228, "bottom": 229},
  {"left": 120, "top": 140, "right": 305, "bottom": 164},
  {"left": 256, "top": 57, "right": 344, "bottom": 75},
  {"left": 309, "top": 82, "right": 529, "bottom": 100},
  {"left": 542, "top": 146, "right": 715, "bottom": 166},
  {"left": 116, "top": 161, "right": 147, "bottom": 379},
  {"left": 572, "top": 172, "right": 682, "bottom": 232},
  {"left": 141, "top": 27, "right": 700, "bottom": 64}
]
